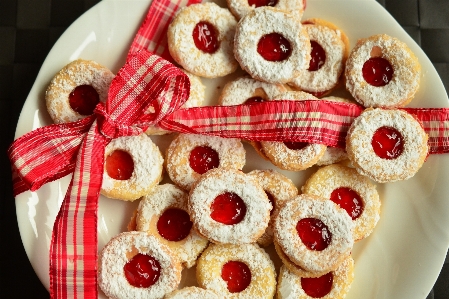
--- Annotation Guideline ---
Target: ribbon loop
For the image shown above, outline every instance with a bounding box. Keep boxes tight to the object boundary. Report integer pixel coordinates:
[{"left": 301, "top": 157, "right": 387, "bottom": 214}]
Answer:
[{"left": 94, "top": 103, "right": 144, "bottom": 140}]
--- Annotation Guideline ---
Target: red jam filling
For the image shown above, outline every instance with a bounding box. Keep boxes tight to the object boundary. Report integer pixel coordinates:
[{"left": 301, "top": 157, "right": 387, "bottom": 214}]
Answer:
[
  {"left": 247, "top": 0, "right": 278, "bottom": 8},
  {"left": 69, "top": 85, "right": 99, "bottom": 115},
  {"left": 124, "top": 253, "right": 161, "bottom": 288},
  {"left": 330, "top": 187, "right": 364, "bottom": 220},
  {"left": 296, "top": 218, "right": 332, "bottom": 251},
  {"left": 362, "top": 57, "right": 393, "bottom": 87},
  {"left": 189, "top": 146, "right": 220, "bottom": 175},
  {"left": 245, "top": 96, "right": 265, "bottom": 104},
  {"left": 157, "top": 208, "right": 193, "bottom": 242},
  {"left": 221, "top": 261, "right": 252, "bottom": 293},
  {"left": 308, "top": 41, "right": 326, "bottom": 71},
  {"left": 105, "top": 150, "right": 134, "bottom": 180},
  {"left": 284, "top": 141, "right": 309, "bottom": 150},
  {"left": 257, "top": 33, "right": 292, "bottom": 62},
  {"left": 210, "top": 192, "right": 247, "bottom": 225},
  {"left": 193, "top": 21, "right": 220, "bottom": 54},
  {"left": 371, "top": 126, "right": 404, "bottom": 159},
  {"left": 301, "top": 272, "right": 334, "bottom": 298}
]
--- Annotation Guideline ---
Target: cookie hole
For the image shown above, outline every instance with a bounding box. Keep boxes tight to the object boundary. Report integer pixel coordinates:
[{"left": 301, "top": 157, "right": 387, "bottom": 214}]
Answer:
[
  {"left": 106, "top": 150, "right": 134, "bottom": 180},
  {"left": 69, "top": 84, "right": 99, "bottom": 115},
  {"left": 221, "top": 261, "right": 252, "bottom": 293},
  {"left": 371, "top": 126, "right": 404, "bottom": 159},
  {"left": 284, "top": 141, "right": 309, "bottom": 150},
  {"left": 308, "top": 41, "right": 326, "bottom": 71},
  {"left": 124, "top": 253, "right": 161, "bottom": 288},
  {"left": 157, "top": 208, "right": 193, "bottom": 241},
  {"left": 362, "top": 57, "right": 393, "bottom": 86},
  {"left": 296, "top": 218, "right": 332, "bottom": 251},
  {"left": 210, "top": 192, "right": 247, "bottom": 225},
  {"left": 257, "top": 33, "right": 292, "bottom": 62},
  {"left": 301, "top": 272, "right": 334, "bottom": 298},
  {"left": 330, "top": 187, "right": 364, "bottom": 220},
  {"left": 189, "top": 145, "right": 220, "bottom": 174},
  {"left": 193, "top": 21, "right": 220, "bottom": 54}
]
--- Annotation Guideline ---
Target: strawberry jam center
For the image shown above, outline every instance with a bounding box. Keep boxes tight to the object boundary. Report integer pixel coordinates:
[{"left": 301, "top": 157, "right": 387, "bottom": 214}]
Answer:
[
  {"left": 330, "top": 187, "right": 364, "bottom": 220},
  {"left": 247, "top": 0, "right": 278, "bottom": 8},
  {"left": 193, "top": 21, "right": 219, "bottom": 54},
  {"left": 301, "top": 272, "right": 334, "bottom": 298},
  {"left": 221, "top": 261, "right": 252, "bottom": 293},
  {"left": 189, "top": 146, "right": 220, "bottom": 174},
  {"left": 124, "top": 253, "right": 161, "bottom": 288},
  {"left": 157, "top": 208, "right": 193, "bottom": 241},
  {"left": 371, "top": 126, "right": 404, "bottom": 159},
  {"left": 105, "top": 150, "right": 134, "bottom": 180},
  {"left": 210, "top": 192, "right": 246, "bottom": 225},
  {"left": 257, "top": 33, "right": 292, "bottom": 62},
  {"left": 284, "top": 141, "right": 309, "bottom": 150},
  {"left": 245, "top": 96, "right": 265, "bottom": 104},
  {"left": 296, "top": 218, "right": 332, "bottom": 251},
  {"left": 308, "top": 41, "right": 326, "bottom": 71},
  {"left": 69, "top": 85, "right": 99, "bottom": 115},
  {"left": 362, "top": 57, "right": 393, "bottom": 86}
]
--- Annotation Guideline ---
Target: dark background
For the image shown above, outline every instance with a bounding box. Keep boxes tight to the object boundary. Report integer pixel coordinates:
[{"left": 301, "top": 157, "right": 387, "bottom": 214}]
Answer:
[{"left": 0, "top": 0, "right": 448, "bottom": 298}]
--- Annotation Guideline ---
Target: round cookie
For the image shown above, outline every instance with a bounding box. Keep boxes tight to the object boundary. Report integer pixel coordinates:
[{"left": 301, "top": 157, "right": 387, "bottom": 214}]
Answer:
[
  {"left": 136, "top": 184, "right": 209, "bottom": 268},
  {"left": 274, "top": 194, "right": 354, "bottom": 274},
  {"left": 227, "top": 0, "right": 305, "bottom": 20},
  {"left": 276, "top": 255, "right": 354, "bottom": 299},
  {"left": 234, "top": 7, "right": 311, "bottom": 83},
  {"left": 101, "top": 134, "right": 164, "bottom": 201},
  {"left": 98, "top": 231, "right": 181, "bottom": 299},
  {"left": 188, "top": 167, "right": 272, "bottom": 244},
  {"left": 247, "top": 169, "right": 298, "bottom": 247},
  {"left": 165, "top": 134, "right": 246, "bottom": 191},
  {"left": 167, "top": 2, "right": 238, "bottom": 78},
  {"left": 302, "top": 164, "right": 381, "bottom": 241},
  {"left": 345, "top": 34, "right": 421, "bottom": 108},
  {"left": 289, "top": 19, "right": 347, "bottom": 97},
  {"left": 196, "top": 243, "right": 276, "bottom": 298},
  {"left": 345, "top": 108, "right": 428, "bottom": 183},
  {"left": 46, "top": 59, "right": 114, "bottom": 124}
]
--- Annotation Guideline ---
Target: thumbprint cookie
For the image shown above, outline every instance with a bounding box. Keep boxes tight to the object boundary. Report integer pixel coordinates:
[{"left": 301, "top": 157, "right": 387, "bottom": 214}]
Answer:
[
  {"left": 247, "top": 169, "right": 298, "bottom": 247},
  {"left": 167, "top": 2, "right": 238, "bottom": 78},
  {"left": 46, "top": 59, "right": 114, "bottom": 124},
  {"left": 196, "top": 243, "right": 276, "bottom": 298},
  {"left": 234, "top": 7, "right": 311, "bottom": 84},
  {"left": 145, "top": 70, "right": 205, "bottom": 135},
  {"left": 274, "top": 194, "right": 354, "bottom": 274},
  {"left": 277, "top": 255, "right": 354, "bottom": 299},
  {"left": 188, "top": 168, "right": 272, "bottom": 244},
  {"left": 136, "top": 184, "right": 209, "bottom": 268},
  {"left": 165, "top": 287, "right": 219, "bottom": 299},
  {"left": 227, "top": 0, "right": 305, "bottom": 20},
  {"left": 302, "top": 164, "right": 381, "bottom": 241},
  {"left": 98, "top": 231, "right": 181, "bottom": 299},
  {"left": 259, "top": 91, "right": 327, "bottom": 171},
  {"left": 346, "top": 108, "right": 428, "bottom": 183},
  {"left": 289, "top": 19, "right": 348, "bottom": 97},
  {"left": 345, "top": 34, "right": 421, "bottom": 108},
  {"left": 165, "top": 134, "right": 246, "bottom": 191},
  {"left": 101, "top": 134, "right": 164, "bottom": 201}
]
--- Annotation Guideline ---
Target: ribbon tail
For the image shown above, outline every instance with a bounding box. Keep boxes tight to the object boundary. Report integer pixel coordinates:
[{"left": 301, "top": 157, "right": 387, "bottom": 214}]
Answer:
[
  {"left": 50, "top": 120, "right": 108, "bottom": 299},
  {"left": 160, "top": 100, "right": 365, "bottom": 148}
]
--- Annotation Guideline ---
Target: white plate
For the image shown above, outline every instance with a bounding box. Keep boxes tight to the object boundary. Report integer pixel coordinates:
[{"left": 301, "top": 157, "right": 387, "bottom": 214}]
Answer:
[{"left": 15, "top": 0, "right": 449, "bottom": 298}]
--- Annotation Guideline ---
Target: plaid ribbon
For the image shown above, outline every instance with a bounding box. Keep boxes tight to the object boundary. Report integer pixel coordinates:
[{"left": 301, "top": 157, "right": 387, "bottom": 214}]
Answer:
[{"left": 7, "top": 0, "right": 449, "bottom": 298}]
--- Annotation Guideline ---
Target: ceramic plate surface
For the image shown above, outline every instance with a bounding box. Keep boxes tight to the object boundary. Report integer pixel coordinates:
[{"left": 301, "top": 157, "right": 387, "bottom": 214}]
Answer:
[{"left": 15, "top": 0, "right": 449, "bottom": 298}]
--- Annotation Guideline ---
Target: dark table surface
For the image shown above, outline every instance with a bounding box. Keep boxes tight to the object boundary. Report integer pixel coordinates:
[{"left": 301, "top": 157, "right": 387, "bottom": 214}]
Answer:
[{"left": 1, "top": 0, "right": 448, "bottom": 298}]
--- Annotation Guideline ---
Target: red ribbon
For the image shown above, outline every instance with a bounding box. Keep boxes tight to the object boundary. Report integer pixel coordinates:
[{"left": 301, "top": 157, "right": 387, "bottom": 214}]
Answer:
[{"left": 8, "top": 0, "right": 449, "bottom": 298}]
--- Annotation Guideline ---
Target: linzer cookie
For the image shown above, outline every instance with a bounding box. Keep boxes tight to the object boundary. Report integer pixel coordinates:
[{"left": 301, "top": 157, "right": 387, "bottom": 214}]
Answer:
[
  {"left": 136, "top": 184, "right": 209, "bottom": 268},
  {"left": 98, "top": 231, "right": 181, "bottom": 299},
  {"left": 188, "top": 168, "right": 272, "bottom": 244},
  {"left": 248, "top": 169, "right": 298, "bottom": 247},
  {"left": 346, "top": 108, "right": 428, "bottom": 183},
  {"left": 302, "top": 164, "right": 381, "bottom": 241},
  {"left": 274, "top": 194, "right": 354, "bottom": 274},
  {"left": 165, "top": 134, "right": 246, "bottom": 191},
  {"left": 196, "top": 243, "right": 276, "bottom": 298},
  {"left": 289, "top": 19, "right": 348, "bottom": 97},
  {"left": 234, "top": 7, "right": 311, "bottom": 83},
  {"left": 101, "top": 134, "right": 164, "bottom": 201},
  {"left": 46, "top": 59, "right": 114, "bottom": 124},
  {"left": 227, "top": 0, "right": 305, "bottom": 20},
  {"left": 277, "top": 255, "right": 354, "bottom": 299},
  {"left": 167, "top": 2, "right": 238, "bottom": 78},
  {"left": 345, "top": 34, "right": 421, "bottom": 108}
]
